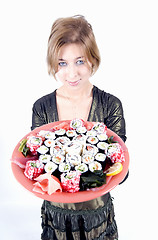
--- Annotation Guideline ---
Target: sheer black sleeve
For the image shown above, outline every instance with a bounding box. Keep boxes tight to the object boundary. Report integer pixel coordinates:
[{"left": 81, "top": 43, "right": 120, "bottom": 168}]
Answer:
[
  {"left": 31, "top": 100, "right": 47, "bottom": 130},
  {"left": 105, "top": 94, "right": 127, "bottom": 142},
  {"left": 103, "top": 93, "right": 128, "bottom": 183}
]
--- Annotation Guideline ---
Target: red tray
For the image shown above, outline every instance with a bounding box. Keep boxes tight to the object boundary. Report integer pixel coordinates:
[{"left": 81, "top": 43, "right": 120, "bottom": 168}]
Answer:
[{"left": 11, "top": 121, "right": 129, "bottom": 203}]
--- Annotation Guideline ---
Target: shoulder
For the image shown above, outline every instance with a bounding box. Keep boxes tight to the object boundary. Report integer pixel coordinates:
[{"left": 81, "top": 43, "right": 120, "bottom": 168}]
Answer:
[
  {"left": 93, "top": 86, "right": 122, "bottom": 107},
  {"left": 33, "top": 90, "right": 56, "bottom": 109}
]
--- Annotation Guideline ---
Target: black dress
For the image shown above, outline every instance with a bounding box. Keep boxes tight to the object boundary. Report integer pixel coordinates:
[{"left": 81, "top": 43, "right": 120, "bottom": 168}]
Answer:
[{"left": 31, "top": 86, "right": 127, "bottom": 240}]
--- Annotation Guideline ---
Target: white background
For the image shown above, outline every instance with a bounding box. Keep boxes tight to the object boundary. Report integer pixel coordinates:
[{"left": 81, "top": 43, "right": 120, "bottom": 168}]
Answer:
[{"left": 0, "top": 0, "right": 158, "bottom": 239}]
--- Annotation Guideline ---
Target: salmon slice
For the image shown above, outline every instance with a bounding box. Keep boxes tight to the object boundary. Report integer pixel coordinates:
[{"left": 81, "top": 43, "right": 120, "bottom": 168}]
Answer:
[{"left": 52, "top": 122, "right": 70, "bottom": 131}]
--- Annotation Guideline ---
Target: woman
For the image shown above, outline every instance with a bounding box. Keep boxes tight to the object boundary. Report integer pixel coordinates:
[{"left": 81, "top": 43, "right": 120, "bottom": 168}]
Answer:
[{"left": 31, "top": 15, "right": 127, "bottom": 240}]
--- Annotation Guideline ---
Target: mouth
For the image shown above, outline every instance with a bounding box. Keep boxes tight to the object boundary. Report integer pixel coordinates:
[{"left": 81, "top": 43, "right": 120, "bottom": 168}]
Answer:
[{"left": 67, "top": 80, "right": 81, "bottom": 86}]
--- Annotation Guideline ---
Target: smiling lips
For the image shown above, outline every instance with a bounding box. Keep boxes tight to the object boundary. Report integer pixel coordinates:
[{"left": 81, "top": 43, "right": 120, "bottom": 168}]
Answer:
[{"left": 67, "top": 80, "right": 80, "bottom": 86}]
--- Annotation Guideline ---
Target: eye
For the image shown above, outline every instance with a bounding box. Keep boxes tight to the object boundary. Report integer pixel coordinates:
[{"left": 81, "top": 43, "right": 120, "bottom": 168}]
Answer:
[
  {"left": 76, "top": 60, "right": 85, "bottom": 65},
  {"left": 58, "top": 61, "right": 67, "bottom": 67}
]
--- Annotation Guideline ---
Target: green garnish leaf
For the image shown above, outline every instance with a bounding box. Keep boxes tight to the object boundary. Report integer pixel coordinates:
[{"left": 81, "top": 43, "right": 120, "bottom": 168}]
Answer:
[{"left": 18, "top": 139, "right": 29, "bottom": 157}]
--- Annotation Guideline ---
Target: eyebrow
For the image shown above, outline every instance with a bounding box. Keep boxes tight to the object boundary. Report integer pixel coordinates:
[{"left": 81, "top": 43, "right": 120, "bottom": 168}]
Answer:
[{"left": 58, "top": 56, "right": 85, "bottom": 61}]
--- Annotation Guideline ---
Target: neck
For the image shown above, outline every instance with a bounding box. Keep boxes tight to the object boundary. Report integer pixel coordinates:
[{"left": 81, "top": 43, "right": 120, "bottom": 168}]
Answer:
[{"left": 58, "top": 82, "right": 93, "bottom": 100}]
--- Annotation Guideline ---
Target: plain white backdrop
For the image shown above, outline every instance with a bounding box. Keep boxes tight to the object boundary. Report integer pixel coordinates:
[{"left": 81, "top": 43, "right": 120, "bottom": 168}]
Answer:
[{"left": 0, "top": 0, "right": 158, "bottom": 239}]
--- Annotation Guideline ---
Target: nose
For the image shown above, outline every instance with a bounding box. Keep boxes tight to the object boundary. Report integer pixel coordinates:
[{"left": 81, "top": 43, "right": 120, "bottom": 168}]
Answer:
[{"left": 67, "top": 64, "right": 77, "bottom": 80}]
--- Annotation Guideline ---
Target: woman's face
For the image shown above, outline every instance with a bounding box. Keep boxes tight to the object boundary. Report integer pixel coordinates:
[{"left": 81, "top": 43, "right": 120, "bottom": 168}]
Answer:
[{"left": 56, "top": 43, "right": 92, "bottom": 89}]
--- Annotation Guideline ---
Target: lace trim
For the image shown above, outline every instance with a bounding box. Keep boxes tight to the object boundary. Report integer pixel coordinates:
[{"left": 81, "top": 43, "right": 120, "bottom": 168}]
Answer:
[{"left": 41, "top": 196, "right": 117, "bottom": 233}]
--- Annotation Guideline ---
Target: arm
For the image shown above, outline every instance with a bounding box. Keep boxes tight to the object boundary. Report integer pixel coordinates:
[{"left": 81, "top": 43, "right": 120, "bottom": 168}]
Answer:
[
  {"left": 105, "top": 95, "right": 127, "bottom": 142},
  {"left": 105, "top": 95, "right": 129, "bottom": 183},
  {"left": 31, "top": 101, "right": 47, "bottom": 130}
]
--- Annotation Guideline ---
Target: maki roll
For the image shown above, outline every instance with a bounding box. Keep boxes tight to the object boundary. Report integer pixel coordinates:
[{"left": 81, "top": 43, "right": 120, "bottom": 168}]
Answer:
[
  {"left": 95, "top": 153, "right": 106, "bottom": 162},
  {"left": 75, "top": 163, "right": 88, "bottom": 174},
  {"left": 107, "top": 143, "right": 125, "bottom": 163},
  {"left": 24, "top": 160, "right": 44, "bottom": 180},
  {"left": 92, "top": 122, "right": 107, "bottom": 134},
  {"left": 39, "top": 154, "right": 52, "bottom": 164},
  {"left": 44, "top": 139, "right": 55, "bottom": 148},
  {"left": 44, "top": 161, "right": 58, "bottom": 174},
  {"left": 26, "top": 136, "right": 43, "bottom": 155},
  {"left": 97, "top": 133, "right": 108, "bottom": 141},
  {"left": 59, "top": 162, "right": 71, "bottom": 173},
  {"left": 55, "top": 136, "right": 70, "bottom": 148},
  {"left": 50, "top": 145, "right": 65, "bottom": 156},
  {"left": 55, "top": 129, "right": 66, "bottom": 137},
  {"left": 70, "top": 119, "right": 84, "bottom": 130},
  {"left": 89, "top": 161, "right": 102, "bottom": 172},
  {"left": 66, "top": 130, "right": 77, "bottom": 140},
  {"left": 87, "top": 136, "right": 99, "bottom": 145},
  {"left": 44, "top": 131, "right": 56, "bottom": 139},
  {"left": 82, "top": 154, "right": 94, "bottom": 164},
  {"left": 66, "top": 154, "right": 81, "bottom": 167},
  {"left": 73, "top": 134, "right": 87, "bottom": 148},
  {"left": 38, "top": 130, "right": 50, "bottom": 137},
  {"left": 97, "top": 142, "right": 108, "bottom": 154},
  {"left": 36, "top": 145, "right": 49, "bottom": 155},
  {"left": 60, "top": 171, "right": 81, "bottom": 193},
  {"left": 66, "top": 142, "right": 83, "bottom": 155},
  {"left": 83, "top": 144, "right": 98, "bottom": 156},
  {"left": 76, "top": 126, "right": 87, "bottom": 135},
  {"left": 86, "top": 130, "right": 97, "bottom": 137},
  {"left": 52, "top": 153, "right": 65, "bottom": 164},
  {"left": 95, "top": 153, "right": 107, "bottom": 169},
  {"left": 38, "top": 130, "right": 56, "bottom": 140}
]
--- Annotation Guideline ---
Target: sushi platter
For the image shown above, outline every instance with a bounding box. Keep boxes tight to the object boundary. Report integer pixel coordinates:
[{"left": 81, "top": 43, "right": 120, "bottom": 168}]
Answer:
[{"left": 11, "top": 119, "right": 129, "bottom": 203}]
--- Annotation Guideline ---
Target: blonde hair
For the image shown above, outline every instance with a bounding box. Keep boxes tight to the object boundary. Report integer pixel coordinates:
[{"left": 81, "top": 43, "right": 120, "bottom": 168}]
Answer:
[{"left": 47, "top": 15, "right": 101, "bottom": 78}]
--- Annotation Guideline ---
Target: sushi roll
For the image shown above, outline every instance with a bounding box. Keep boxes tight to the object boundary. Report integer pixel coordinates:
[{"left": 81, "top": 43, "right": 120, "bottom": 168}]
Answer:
[
  {"left": 36, "top": 145, "right": 49, "bottom": 155},
  {"left": 95, "top": 153, "right": 106, "bottom": 162},
  {"left": 75, "top": 163, "right": 88, "bottom": 174},
  {"left": 44, "top": 161, "right": 58, "bottom": 174},
  {"left": 26, "top": 136, "right": 43, "bottom": 155},
  {"left": 97, "top": 142, "right": 109, "bottom": 154},
  {"left": 24, "top": 160, "right": 44, "bottom": 180},
  {"left": 66, "top": 154, "right": 81, "bottom": 167},
  {"left": 66, "top": 142, "right": 83, "bottom": 155},
  {"left": 107, "top": 143, "right": 125, "bottom": 163},
  {"left": 83, "top": 144, "right": 98, "bottom": 156},
  {"left": 38, "top": 130, "right": 49, "bottom": 137},
  {"left": 45, "top": 131, "right": 56, "bottom": 139},
  {"left": 39, "top": 154, "right": 51, "bottom": 164},
  {"left": 82, "top": 154, "right": 94, "bottom": 164},
  {"left": 55, "top": 136, "right": 70, "bottom": 148},
  {"left": 97, "top": 133, "right": 108, "bottom": 141},
  {"left": 60, "top": 171, "right": 81, "bottom": 193},
  {"left": 87, "top": 136, "right": 99, "bottom": 145},
  {"left": 89, "top": 161, "right": 102, "bottom": 172},
  {"left": 73, "top": 134, "right": 87, "bottom": 147},
  {"left": 55, "top": 129, "right": 66, "bottom": 137},
  {"left": 95, "top": 153, "right": 107, "bottom": 169},
  {"left": 72, "top": 134, "right": 87, "bottom": 148},
  {"left": 52, "top": 153, "right": 65, "bottom": 164},
  {"left": 50, "top": 144, "right": 65, "bottom": 156},
  {"left": 59, "top": 162, "right": 71, "bottom": 173},
  {"left": 66, "top": 130, "right": 77, "bottom": 140},
  {"left": 92, "top": 122, "right": 107, "bottom": 134},
  {"left": 44, "top": 139, "right": 55, "bottom": 148},
  {"left": 38, "top": 130, "right": 56, "bottom": 139},
  {"left": 76, "top": 126, "right": 87, "bottom": 135},
  {"left": 86, "top": 130, "right": 97, "bottom": 137},
  {"left": 70, "top": 119, "right": 84, "bottom": 130}
]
